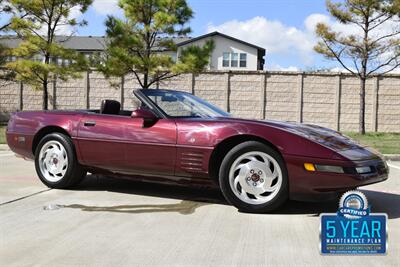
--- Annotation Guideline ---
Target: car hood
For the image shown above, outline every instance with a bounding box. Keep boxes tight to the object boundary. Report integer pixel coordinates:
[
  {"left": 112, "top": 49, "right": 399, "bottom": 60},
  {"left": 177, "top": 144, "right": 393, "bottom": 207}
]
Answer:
[
  {"left": 216, "top": 117, "right": 360, "bottom": 151},
  {"left": 259, "top": 120, "right": 360, "bottom": 151},
  {"left": 256, "top": 119, "right": 383, "bottom": 160}
]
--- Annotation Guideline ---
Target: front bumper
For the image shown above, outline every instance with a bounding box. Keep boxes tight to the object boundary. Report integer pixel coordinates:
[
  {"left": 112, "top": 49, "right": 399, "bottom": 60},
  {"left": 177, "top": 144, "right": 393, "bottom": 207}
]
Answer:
[{"left": 285, "top": 155, "right": 389, "bottom": 202}]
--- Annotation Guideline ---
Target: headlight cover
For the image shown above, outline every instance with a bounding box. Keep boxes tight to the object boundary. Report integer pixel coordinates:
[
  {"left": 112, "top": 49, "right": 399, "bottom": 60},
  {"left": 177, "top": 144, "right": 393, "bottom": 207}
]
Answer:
[
  {"left": 355, "top": 166, "right": 372, "bottom": 174},
  {"left": 315, "top": 164, "right": 344, "bottom": 173}
]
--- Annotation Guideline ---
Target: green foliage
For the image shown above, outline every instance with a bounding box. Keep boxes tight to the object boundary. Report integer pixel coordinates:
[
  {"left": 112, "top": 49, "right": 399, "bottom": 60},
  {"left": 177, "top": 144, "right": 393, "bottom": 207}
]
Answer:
[
  {"left": 345, "top": 132, "right": 400, "bottom": 154},
  {"left": 5, "top": 0, "right": 93, "bottom": 109},
  {"left": 315, "top": 0, "right": 400, "bottom": 76},
  {"left": 314, "top": 0, "right": 400, "bottom": 134},
  {"left": 98, "top": 0, "right": 215, "bottom": 89},
  {"left": 0, "top": 0, "right": 13, "bottom": 31},
  {"left": 0, "top": 126, "right": 6, "bottom": 144},
  {"left": 0, "top": 44, "right": 15, "bottom": 82},
  {"left": 6, "top": 36, "right": 88, "bottom": 87},
  {"left": 173, "top": 41, "right": 215, "bottom": 73},
  {"left": 0, "top": 0, "right": 16, "bottom": 81}
]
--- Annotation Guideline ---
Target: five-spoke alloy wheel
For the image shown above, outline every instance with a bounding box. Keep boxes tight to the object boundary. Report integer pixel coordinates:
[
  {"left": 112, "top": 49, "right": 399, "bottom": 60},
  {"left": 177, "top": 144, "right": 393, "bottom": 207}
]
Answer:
[
  {"left": 219, "top": 141, "right": 288, "bottom": 213},
  {"left": 38, "top": 140, "right": 69, "bottom": 183},
  {"left": 35, "top": 133, "right": 86, "bottom": 189}
]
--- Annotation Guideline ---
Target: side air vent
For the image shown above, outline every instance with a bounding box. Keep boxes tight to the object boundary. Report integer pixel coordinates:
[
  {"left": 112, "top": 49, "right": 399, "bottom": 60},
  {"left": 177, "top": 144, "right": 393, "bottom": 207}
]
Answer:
[{"left": 180, "top": 151, "right": 204, "bottom": 172}]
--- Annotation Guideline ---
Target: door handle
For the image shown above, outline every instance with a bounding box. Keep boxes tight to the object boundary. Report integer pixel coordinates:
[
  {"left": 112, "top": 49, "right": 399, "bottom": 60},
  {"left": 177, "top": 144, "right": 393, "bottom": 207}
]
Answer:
[{"left": 84, "top": 121, "right": 96, "bottom": 127}]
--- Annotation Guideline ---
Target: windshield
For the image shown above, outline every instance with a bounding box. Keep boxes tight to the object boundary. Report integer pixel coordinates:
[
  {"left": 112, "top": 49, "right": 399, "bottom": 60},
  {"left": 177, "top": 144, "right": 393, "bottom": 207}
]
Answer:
[{"left": 141, "top": 90, "right": 231, "bottom": 118}]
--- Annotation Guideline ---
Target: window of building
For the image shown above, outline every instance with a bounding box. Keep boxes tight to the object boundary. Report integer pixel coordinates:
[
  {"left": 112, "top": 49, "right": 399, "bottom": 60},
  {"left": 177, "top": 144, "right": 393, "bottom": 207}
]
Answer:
[
  {"left": 32, "top": 54, "right": 44, "bottom": 62},
  {"left": 222, "top": 52, "right": 248, "bottom": 68},
  {"left": 240, "top": 53, "right": 247, "bottom": 67},
  {"left": 231, "top": 53, "right": 238, "bottom": 67},
  {"left": 6, "top": 56, "right": 16, "bottom": 62},
  {"left": 222, "top": 52, "right": 230, "bottom": 67},
  {"left": 171, "top": 53, "right": 177, "bottom": 62}
]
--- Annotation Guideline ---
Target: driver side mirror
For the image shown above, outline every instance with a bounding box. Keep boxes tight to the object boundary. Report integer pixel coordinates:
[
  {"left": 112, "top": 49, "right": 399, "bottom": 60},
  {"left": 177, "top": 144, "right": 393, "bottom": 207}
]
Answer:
[{"left": 131, "top": 108, "right": 158, "bottom": 127}]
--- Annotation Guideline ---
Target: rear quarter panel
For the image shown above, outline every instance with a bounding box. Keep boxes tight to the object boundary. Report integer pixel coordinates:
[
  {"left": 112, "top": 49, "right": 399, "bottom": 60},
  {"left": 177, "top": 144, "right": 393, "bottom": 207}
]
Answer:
[{"left": 6, "top": 111, "right": 83, "bottom": 159}]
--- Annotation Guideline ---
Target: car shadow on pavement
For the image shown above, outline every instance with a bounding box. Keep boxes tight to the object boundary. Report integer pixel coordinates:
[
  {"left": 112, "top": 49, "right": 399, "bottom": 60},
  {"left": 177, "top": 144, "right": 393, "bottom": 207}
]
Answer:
[
  {"left": 277, "top": 189, "right": 400, "bottom": 219},
  {"left": 65, "top": 174, "right": 226, "bottom": 215},
  {"left": 360, "top": 189, "right": 400, "bottom": 219},
  {"left": 67, "top": 175, "right": 400, "bottom": 218}
]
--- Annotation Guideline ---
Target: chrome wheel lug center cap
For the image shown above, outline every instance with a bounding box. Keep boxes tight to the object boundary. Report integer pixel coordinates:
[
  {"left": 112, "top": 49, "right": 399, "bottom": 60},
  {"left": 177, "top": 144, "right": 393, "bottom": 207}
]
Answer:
[{"left": 250, "top": 173, "right": 260, "bottom": 183}]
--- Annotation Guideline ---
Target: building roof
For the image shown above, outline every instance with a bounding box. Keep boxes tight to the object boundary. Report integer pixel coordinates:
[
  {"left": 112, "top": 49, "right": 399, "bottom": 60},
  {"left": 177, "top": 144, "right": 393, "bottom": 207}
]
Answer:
[
  {"left": 0, "top": 35, "right": 192, "bottom": 51},
  {"left": 0, "top": 36, "right": 107, "bottom": 51},
  {"left": 0, "top": 32, "right": 265, "bottom": 53},
  {"left": 177, "top": 31, "right": 266, "bottom": 52},
  {"left": 153, "top": 36, "right": 191, "bottom": 51}
]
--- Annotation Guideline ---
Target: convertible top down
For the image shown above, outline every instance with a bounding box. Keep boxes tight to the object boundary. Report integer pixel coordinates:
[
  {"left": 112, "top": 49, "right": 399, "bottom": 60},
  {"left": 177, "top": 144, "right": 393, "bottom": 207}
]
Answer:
[{"left": 6, "top": 89, "right": 389, "bottom": 213}]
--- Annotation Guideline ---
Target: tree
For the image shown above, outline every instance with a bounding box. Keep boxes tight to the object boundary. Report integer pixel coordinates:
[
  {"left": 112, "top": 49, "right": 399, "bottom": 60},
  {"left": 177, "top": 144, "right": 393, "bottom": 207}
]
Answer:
[
  {"left": 0, "top": 0, "right": 19, "bottom": 82},
  {"left": 98, "top": 0, "right": 215, "bottom": 89},
  {"left": 0, "top": 44, "right": 14, "bottom": 83},
  {"left": 5, "top": 0, "right": 92, "bottom": 110},
  {"left": 1, "top": 0, "right": 13, "bottom": 31},
  {"left": 314, "top": 0, "right": 400, "bottom": 134}
]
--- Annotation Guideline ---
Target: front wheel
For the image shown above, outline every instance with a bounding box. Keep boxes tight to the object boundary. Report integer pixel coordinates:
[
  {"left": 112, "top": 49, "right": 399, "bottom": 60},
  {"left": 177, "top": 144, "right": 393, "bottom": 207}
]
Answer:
[
  {"left": 35, "top": 133, "right": 86, "bottom": 189},
  {"left": 219, "top": 141, "right": 288, "bottom": 213}
]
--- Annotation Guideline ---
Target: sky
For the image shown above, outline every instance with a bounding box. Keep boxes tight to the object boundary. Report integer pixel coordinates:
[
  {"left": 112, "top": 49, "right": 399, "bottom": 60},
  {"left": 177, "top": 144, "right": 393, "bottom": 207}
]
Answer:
[
  {"left": 1, "top": 0, "right": 398, "bottom": 72},
  {"left": 76, "top": 0, "right": 340, "bottom": 71}
]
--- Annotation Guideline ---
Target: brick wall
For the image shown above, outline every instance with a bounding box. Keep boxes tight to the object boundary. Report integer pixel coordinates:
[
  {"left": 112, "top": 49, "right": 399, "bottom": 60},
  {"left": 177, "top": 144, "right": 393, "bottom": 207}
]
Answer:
[{"left": 0, "top": 70, "right": 399, "bottom": 132}]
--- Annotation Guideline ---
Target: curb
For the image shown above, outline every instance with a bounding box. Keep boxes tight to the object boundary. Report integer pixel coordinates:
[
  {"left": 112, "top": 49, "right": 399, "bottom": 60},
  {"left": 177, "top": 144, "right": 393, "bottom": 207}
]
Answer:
[
  {"left": 0, "top": 144, "right": 10, "bottom": 151},
  {"left": 384, "top": 154, "right": 400, "bottom": 161}
]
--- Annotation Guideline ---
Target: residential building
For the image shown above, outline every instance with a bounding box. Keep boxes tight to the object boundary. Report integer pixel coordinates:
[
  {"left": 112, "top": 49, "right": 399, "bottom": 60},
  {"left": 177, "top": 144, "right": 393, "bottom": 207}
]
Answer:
[
  {"left": 177, "top": 32, "right": 265, "bottom": 71},
  {"left": 0, "top": 31, "right": 265, "bottom": 70}
]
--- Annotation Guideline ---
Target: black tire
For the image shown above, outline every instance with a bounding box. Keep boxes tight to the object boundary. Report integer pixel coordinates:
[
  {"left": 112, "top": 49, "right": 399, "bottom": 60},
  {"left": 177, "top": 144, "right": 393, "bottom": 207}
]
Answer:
[
  {"left": 219, "top": 141, "right": 288, "bottom": 213},
  {"left": 34, "top": 133, "right": 86, "bottom": 189}
]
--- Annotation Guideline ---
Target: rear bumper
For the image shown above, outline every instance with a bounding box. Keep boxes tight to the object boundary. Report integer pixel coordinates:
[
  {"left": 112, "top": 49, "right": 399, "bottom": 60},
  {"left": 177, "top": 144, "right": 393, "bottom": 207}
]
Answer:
[
  {"left": 285, "top": 155, "right": 388, "bottom": 202},
  {"left": 6, "top": 131, "right": 35, "bottom": 160}
]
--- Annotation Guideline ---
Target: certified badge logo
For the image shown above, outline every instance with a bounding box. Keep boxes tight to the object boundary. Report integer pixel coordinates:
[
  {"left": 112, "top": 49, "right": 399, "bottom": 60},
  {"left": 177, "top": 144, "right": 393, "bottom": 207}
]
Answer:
[
  {"left": 320, "top": 190, "right": 387, "bottom": 255},
  {"left": 338, "top": 191, "right": 370, "bottom": 219}
]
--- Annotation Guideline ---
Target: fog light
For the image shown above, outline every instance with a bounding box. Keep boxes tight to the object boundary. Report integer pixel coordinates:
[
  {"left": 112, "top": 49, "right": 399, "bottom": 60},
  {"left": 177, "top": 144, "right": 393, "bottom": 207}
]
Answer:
[
  {"left": 315, "top": 165, "right": 344, "bottom": 173},
  {"left": 356, "top": 166, "right": 371, "bottom": 174},
  {"left": 304, "top": 163, "right": 316, "bottom": 171}
]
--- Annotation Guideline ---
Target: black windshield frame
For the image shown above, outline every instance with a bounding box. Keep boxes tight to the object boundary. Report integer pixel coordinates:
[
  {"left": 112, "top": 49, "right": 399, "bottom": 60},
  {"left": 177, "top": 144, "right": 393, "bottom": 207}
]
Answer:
[{"left": 135, "top": 89, "right": 230, "bottom": 119}]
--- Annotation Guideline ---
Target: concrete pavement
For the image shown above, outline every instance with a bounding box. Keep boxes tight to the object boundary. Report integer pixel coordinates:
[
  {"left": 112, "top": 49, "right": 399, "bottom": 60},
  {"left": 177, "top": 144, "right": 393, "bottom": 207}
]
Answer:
[{"left": 0, "top": 151, "right": 399, "bottom": 266}]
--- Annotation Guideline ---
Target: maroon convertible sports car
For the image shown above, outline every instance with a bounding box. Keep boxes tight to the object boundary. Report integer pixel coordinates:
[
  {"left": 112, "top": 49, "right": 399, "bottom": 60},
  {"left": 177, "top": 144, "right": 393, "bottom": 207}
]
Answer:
[{"left": 6, "top": 89, "right": 389, "bottom": 212}]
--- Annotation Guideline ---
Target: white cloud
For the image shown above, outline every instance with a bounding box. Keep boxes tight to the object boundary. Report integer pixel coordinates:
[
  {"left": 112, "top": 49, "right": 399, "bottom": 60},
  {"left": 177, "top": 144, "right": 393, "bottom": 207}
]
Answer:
[
  {"left": 92, "top": 0, "right": 120, "bottom": 15},
  {"left": 207, "top": 13, "right": 400, "bottom": 72},
  {"left": 55, "top": 6, "right": 83, "bottom": 35},
  {"left": 304, "top": 14, "right": 329, "bottom": 33},
  {"left": 328, "top": 67, "right": 349, "bottom": 73},
  {"left": 389, "top": 68, "right": 400, "bottom": 74},
  {"left": 306, "top": 13, "right": 362, "bottom": 36},
  {"left": 207, "top": 16, "right": 318, "bottom": 67},
  {"left": 32, "top": 6, "right": 84, "bottom": 35},
  {"left": 269, "top": 64, "right": 299, "bottom": 72}
]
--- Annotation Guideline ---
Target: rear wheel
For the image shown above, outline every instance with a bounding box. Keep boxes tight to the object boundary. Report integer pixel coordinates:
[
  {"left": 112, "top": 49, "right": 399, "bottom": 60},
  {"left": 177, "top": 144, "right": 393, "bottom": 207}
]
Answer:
[
  {"left": 35, "top": 133, "right": 86, "bottom": 189},
  {"left": 219, "top": 141, "right": 288, "bottom": 213}
]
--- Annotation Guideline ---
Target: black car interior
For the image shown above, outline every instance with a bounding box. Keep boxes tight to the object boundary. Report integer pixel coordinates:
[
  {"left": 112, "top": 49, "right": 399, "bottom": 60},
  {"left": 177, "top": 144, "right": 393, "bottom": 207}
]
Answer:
[
  {"left": 84, "top": 99, "right": 146, "bottom": 116},
  {"left": 100, "top": 100, "right": 121, "bottom": 115}
]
